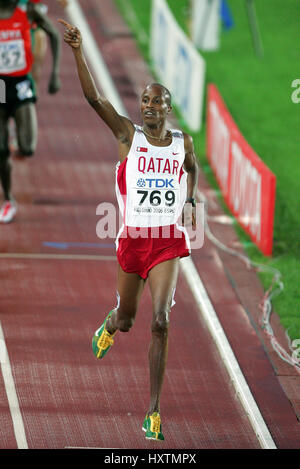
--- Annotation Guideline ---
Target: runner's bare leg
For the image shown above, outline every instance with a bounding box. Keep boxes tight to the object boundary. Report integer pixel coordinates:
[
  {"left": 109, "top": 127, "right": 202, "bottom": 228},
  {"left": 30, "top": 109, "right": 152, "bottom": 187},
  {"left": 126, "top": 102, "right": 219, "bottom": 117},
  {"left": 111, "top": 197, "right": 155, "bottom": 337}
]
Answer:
[
  {"left": 147, "top": 257, "right": 180, "bottom": 414},
  {"left": 14, "top": 102, "right": 38, "bottom": 156},
  {"left": 32, "top": 29, "right": 48, "bottom": 92},
  {"left": 0, "top": 109, "right": 12, "bottom": 200},
  {"left": 106, "top": 265, "right": 145, "bottom": 334}
]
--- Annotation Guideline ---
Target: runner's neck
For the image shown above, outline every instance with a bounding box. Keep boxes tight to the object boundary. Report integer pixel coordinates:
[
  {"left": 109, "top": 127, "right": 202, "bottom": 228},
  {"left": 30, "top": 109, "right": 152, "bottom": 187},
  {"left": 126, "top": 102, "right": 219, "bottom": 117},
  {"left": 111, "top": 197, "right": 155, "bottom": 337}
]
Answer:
[{"left": 142, "top": 127, "right": 171, "bottom": 142}]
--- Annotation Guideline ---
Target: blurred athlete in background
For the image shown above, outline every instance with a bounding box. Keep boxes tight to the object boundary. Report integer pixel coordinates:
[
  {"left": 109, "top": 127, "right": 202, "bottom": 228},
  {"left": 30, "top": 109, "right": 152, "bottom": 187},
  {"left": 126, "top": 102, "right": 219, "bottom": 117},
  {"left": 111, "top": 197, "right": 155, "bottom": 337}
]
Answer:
[
  {"left": 60, "top": 19, "right": 198, "bottom": 442},
  {"left": 18, "top": 0, "right": 68, "bottom": 88},
  {"left": 0, "top": 0, "right": 61, "bottom": 222}
]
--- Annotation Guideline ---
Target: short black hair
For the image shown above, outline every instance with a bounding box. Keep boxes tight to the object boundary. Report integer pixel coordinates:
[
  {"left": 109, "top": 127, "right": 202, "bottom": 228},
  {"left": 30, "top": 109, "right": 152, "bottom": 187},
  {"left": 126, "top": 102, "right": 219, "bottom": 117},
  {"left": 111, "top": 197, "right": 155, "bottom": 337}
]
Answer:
[{"left": 147, "top": 83, "right": 172, "bottom": 106}]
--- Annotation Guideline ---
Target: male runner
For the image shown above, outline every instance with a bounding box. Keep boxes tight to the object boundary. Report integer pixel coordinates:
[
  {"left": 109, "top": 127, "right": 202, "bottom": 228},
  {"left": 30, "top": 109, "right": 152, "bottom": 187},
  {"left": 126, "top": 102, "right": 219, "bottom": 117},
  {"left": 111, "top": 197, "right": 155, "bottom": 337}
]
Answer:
[
  {"left": 0, "top": 0, "right": 61, "bottom": 222},
  {"left": 18, "top": 0, "right": 68, "bottom": 87},
  {"left": 59, "top": 19, "right": 198, "bottom": 442}
]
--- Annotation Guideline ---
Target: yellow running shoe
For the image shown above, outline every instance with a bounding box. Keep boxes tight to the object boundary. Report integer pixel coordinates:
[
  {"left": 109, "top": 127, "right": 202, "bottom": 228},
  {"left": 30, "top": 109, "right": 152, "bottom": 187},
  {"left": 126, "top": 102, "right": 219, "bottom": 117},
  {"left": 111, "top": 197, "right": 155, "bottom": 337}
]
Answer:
[
  {"left": 143, "top": 412, "right": 164, "bottom": 441},
  {"left": 92, "top": 311, "right": 116, "bottom": 359}
]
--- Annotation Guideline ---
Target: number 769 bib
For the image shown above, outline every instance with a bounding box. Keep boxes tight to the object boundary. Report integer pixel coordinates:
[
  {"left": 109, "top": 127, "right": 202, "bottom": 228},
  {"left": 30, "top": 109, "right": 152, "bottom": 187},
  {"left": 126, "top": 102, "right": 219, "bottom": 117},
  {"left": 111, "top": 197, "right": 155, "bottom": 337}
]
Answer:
[{"left": 130, "top": 176, "right": 178, "bottom": 225}]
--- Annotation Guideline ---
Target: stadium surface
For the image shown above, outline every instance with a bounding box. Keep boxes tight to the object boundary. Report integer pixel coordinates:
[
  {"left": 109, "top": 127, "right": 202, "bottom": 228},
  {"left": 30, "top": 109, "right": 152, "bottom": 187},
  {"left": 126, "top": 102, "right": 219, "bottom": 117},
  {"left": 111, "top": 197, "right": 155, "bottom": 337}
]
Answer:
[{"left": 0, "top": 0, "right": 299, "bottom": 449}]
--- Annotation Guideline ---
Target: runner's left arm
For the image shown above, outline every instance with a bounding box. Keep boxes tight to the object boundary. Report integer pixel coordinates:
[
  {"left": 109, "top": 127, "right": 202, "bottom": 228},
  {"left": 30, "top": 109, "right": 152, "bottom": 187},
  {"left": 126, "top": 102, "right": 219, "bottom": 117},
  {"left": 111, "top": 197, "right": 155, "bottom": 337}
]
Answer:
[{"left": 27, "top": 3, "right": 61, "bottom": 94}]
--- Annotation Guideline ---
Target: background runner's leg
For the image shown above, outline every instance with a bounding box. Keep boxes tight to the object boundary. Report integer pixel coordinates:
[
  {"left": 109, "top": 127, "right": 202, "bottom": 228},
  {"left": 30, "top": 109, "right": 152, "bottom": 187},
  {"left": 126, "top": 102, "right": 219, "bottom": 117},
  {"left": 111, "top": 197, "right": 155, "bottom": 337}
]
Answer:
[
  {"left": 0, "top": 109, "right": 12, "bottom": 200},
  {"left": 14, "top": 103, "right": 38, "bottom": 157},
  {"left": 106, "top": 265, "right": 145, "bottom": 334},
  {"left": 32, "top": 29, "right": 48, "bottom": 90},
  {"left": 147, "top": 257, "right": 180, "bottom": 414}
]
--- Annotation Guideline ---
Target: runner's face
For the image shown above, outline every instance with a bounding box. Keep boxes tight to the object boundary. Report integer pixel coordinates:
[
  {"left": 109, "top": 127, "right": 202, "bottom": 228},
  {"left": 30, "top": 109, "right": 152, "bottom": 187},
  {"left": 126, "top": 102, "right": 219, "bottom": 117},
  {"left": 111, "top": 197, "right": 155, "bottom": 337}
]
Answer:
[{"left": 141, "top": 86, "right": 170, "bottom": 127}]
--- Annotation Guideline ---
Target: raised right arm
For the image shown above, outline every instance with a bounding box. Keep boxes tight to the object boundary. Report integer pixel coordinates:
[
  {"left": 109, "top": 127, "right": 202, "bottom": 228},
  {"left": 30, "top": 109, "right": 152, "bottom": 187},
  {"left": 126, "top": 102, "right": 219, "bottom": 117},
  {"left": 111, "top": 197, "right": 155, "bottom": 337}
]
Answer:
[{"left": 58, "top": 19, "right": 134, "bottom": 159}]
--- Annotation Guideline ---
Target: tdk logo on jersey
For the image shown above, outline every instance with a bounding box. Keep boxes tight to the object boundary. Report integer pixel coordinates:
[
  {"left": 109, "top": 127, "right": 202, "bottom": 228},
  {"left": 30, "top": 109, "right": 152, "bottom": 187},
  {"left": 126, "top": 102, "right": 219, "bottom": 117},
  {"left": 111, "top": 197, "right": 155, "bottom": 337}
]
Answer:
[
  {"left": 137, "top": 178, "right": 146, "bottom": 187},
  {"left": 137, "top": 178, "right": 174, "bottom": 188}
]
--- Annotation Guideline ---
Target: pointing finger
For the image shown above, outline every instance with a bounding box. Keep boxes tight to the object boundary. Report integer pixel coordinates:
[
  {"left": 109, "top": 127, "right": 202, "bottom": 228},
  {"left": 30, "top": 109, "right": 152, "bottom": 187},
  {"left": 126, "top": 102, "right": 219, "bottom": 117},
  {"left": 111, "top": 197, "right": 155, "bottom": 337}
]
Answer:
[{"left": 58, "top": 18, "right": 73, "bottom": 28}]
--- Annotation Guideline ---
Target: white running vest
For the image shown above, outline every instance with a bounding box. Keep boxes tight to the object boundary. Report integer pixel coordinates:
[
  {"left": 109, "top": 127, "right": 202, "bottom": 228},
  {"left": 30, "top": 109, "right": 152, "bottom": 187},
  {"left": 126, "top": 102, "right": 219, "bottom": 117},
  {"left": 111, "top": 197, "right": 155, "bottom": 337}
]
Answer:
[{"left": 116, "top": 125, "right": 187, "bottom": 228}]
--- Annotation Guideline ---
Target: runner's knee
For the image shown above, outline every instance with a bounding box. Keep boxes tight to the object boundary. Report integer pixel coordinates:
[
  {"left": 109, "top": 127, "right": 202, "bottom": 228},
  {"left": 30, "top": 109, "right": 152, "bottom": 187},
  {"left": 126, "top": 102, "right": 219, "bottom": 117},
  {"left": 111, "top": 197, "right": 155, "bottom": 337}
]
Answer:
[
  {"left": 151, "top": 309, "right": 169, "bottom": 335},
  {"left": 15, "top": 105, "right": 37, "bottom": 157},
  {"left": 116, "top": 311, "right": 135, "bottom": 332}
]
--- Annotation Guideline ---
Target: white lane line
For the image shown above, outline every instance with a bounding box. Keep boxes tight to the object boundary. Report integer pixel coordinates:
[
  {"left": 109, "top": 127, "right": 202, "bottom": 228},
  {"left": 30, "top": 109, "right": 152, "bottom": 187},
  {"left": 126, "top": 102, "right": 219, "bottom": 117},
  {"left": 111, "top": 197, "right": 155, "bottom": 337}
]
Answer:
[
  {"left": 180, "top": 257, "right": 276, "bottom": 449},
  {"left": 0, "top": 322, "right": 28, "bottom": 449},
  {"left": 66, "top": 0, "right": 276, "bottom": 449}
]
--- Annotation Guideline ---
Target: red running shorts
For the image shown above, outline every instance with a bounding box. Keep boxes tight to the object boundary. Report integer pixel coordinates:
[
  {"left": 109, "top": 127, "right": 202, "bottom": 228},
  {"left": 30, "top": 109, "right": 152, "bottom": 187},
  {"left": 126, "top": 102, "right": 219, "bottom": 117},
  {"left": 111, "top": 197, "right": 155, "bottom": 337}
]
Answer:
[{"left": 116, "top": 224, "right": 190, "bottom": 279}]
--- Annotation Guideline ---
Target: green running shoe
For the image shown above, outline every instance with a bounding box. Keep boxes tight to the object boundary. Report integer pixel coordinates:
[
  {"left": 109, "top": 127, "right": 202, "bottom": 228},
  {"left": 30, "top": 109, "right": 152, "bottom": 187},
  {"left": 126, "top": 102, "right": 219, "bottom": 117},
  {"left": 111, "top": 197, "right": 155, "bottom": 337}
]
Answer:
[
  {"left": 143, "top": 412, "right": 164, "bottom": 441},
  {"left": 142, "top": 414, "right": 148, "bottom": 432},
  {"left": 92, "top": 311, "right": 116, "bottom": 359}
]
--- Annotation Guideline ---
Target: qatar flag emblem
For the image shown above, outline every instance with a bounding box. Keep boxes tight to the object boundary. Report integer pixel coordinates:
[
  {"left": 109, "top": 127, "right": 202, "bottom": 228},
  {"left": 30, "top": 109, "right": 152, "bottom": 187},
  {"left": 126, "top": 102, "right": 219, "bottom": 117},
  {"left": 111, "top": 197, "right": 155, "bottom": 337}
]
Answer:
[{"left": 136, "top": 147, "right": 148, "bottom": 153}]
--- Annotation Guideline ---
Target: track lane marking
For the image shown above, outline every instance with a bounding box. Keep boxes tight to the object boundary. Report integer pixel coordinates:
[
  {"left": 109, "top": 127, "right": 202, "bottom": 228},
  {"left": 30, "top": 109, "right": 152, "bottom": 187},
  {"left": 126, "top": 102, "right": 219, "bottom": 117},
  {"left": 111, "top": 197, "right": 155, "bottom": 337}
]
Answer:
[
  {"left": 180, "top": 257, "right": 276, "bottom": 449},
  {"left": 0, "top": 322, "right": 28, "bottom": 449}
]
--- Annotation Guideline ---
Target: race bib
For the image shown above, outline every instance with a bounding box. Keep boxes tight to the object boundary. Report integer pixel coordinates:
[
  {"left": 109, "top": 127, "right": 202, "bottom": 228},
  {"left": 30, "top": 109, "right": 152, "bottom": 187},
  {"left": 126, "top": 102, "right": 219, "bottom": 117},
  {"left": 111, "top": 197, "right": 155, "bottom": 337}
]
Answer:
[
  {"left": 129, "top": 177, "right": 179, "bottom": 226},
  {"left": 0, "top": 39, "right": 26, "bottom": 74}
]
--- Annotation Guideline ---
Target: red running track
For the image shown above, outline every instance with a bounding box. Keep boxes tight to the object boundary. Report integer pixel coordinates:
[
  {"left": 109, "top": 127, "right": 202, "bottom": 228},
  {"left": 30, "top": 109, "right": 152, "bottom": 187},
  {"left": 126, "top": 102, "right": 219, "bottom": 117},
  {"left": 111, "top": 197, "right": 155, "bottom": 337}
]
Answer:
[{"left": 0, "top": 0, "right": 299, "bottom": 449}]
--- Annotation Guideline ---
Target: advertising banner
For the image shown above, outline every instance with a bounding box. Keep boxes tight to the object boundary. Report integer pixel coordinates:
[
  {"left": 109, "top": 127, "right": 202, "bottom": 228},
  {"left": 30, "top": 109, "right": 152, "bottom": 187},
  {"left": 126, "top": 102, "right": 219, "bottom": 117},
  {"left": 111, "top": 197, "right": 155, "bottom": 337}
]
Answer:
[
  {"left": 150, "top": 0, "right": 206, "bottom": 131},
  {"left": 207, "top": 84, "right": 276, "bottom": 256},
  {"left": 191, "top": 0, "right": 221, "bottom": 51}
]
